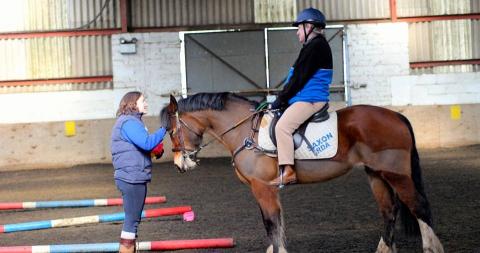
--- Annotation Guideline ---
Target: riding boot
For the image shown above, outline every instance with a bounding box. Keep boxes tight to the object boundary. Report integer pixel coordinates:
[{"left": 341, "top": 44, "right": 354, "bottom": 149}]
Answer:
[
  {"left": 269, "top": 164, "right": 297, "bottom": 188},
  {"left": 119, "top": 238, "right": 136, "bottom": 253}
]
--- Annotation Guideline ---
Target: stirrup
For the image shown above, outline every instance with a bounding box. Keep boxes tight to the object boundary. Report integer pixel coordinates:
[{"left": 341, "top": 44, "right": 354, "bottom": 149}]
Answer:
[{"left": 278, "top": 166, "right": 286, "bottom": 189}]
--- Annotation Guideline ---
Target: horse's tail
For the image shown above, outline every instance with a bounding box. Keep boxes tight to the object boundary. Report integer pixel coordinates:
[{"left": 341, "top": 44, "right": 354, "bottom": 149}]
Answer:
[{"left": 396, "top": 113, "right": 432, "bottom": 236}]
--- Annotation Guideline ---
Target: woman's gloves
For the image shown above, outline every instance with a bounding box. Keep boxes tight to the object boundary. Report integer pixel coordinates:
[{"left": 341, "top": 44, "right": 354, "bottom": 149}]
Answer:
[{"left": 151, "top": 142, "right": 164, "bottom": 159}]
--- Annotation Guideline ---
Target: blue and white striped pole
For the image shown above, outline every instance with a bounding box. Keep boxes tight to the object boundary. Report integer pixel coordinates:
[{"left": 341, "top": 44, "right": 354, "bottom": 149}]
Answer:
[
  {"left": 0, "top": 206, "right": 192, "bottom": 233},
  {"left": 0, "top": 196, "right": 166, "bottom": 210}
]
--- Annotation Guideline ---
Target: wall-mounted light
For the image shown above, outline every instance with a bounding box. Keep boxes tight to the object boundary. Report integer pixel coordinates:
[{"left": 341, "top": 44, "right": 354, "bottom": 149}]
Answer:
[{"left": 119, "top": 37, "right": 137, "bottom": 54}]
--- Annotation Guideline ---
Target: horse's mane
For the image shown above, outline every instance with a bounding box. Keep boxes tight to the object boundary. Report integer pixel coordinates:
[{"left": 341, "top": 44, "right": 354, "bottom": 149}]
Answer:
[{"left": 160, "top": 92, "right": 258, "bottom": 130}]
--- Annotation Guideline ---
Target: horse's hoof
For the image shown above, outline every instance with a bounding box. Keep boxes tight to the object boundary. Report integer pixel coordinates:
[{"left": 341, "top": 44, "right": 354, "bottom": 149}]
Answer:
[
  {"left": 375, "top": 237, "right": 396, "bottom": 253},
  {"left": 266, "top": 245, "right": 273, "bottom": 253},
  {"left": 266, "top": 244, "right": 288, "bottom": 253}
]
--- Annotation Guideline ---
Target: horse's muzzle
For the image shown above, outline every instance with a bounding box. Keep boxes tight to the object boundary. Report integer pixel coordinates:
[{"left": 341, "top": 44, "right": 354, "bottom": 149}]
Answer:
[{"left": 175, "top": 164, "right": 186, "bottom": 173}]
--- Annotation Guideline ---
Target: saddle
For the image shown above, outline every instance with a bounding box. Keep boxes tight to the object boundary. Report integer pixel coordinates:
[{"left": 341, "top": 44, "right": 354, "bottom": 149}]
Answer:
[
  {"left": 257, "top": 103, "right": 338, "bottom": 159},
  {"left": 269, "top": 103, "right": 330, "bottom": 149}
]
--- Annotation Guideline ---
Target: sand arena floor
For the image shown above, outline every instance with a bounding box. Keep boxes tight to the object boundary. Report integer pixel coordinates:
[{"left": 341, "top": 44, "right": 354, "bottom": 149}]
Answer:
[{"left": 0, "top": 145, "right": 479, "bottom": 252}]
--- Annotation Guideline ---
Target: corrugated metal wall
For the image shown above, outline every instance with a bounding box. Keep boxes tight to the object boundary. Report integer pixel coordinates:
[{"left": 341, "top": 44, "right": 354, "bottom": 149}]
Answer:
[
  {"left": 0, "top": 0, "right": 479, "bottom": 93},
  {"left": 251, "top": 0, "right": 392, "bottom": 22},
  {"left": 67, "top": 0, "right": 120, "bottom": 29},
  {"left": 409, "top": 20, "right": 473, "bottom": 62},
  {"left": 0, "top": 35, "right": 112, "bottom": 92},
  {"left": 131, "top": 0, "right": 253, "bottom": 27},
  {"left": 297, "top": 0, "right": 390, "bottom": 20},
  {"left": 0, "top": 0, "right": 119, "bottom": 33},
  {"left": 409, "top": 19, "right": 480, "bottom": 74},
  {"left": 0, "top": 82, "right": 113, "bottom": 94},
  {"left": 254, "top": 0, "right": 296, "bottom": 23},
  {"left": 2, "top": 1, "right": 477, "bottom": 34},
  {"left": 0, "top": 0, "right": 116, "bottom": 93},
  {"left": 0, "top": 36, "right": 111, "bottom": 80},
  {"left": 397, "top": 0, "right": 477, "bottom": 17}
]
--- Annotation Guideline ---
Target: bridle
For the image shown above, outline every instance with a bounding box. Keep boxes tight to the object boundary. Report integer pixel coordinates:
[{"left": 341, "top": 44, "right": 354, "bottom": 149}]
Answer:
[
  {"left": 169, "top": 111, "right": 201, "bottom": 169},
  {"left": 169, "top": 109, "right": 266, "bottom": 171}
]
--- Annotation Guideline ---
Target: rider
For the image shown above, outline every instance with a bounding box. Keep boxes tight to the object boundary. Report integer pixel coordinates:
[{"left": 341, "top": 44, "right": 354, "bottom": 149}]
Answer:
[{"left": 269, "top": 8, "right": 333, "bottom": 187}]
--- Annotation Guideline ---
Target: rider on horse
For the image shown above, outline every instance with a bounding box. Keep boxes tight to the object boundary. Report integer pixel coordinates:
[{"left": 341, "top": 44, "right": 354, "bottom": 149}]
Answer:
[{"left": 269, "top": 8, "right": 333, "bottom": 187}]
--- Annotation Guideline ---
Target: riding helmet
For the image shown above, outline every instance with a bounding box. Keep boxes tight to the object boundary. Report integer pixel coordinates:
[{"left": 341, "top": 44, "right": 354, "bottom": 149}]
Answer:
[{"left": 292, "top": 7, "right": 326, "bottom": 28}]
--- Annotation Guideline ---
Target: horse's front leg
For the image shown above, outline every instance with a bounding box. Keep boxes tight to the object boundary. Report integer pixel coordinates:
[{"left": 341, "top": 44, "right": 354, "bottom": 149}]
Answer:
[{"left": 250, "top": 178, "right": 287, "bottom": 253}]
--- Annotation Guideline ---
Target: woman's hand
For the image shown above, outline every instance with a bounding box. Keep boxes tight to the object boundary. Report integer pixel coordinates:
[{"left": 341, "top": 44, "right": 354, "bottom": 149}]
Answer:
[{"left": 151, "top": 142, "right": 164, "bottom": 159}]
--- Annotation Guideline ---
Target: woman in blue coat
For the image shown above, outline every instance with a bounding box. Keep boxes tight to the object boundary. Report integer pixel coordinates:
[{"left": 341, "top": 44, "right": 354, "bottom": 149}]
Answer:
[{"left": 111, "top": 91, "right": 166, "bottom": 253}]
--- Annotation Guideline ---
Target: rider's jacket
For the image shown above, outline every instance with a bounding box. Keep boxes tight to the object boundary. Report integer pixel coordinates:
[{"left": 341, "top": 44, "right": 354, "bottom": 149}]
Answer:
[{"left": 274, "top": 35, "right": 333, "bottom": 109}]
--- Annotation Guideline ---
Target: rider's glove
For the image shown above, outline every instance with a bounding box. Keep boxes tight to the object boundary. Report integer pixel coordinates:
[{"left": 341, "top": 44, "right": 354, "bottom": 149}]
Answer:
[{"left": 270, "top": 99, "right": 282, "bottom": 110}]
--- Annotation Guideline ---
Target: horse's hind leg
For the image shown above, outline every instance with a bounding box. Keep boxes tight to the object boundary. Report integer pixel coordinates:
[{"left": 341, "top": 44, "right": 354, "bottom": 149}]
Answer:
[
  {"left": 366, "top": 167, "right": 398, "bottom": 253},
  {"left": 250, "top": 179, "right": 287, "bottom": 253},
  {"left": 382, "top": 172, "right": 444, "bottom": 253}
]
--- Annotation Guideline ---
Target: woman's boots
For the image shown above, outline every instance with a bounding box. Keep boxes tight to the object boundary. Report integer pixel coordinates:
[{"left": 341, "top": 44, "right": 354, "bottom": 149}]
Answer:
[
  {"left": 269, "top": 164, "right": 297, "bottom": 188},
  {"left": 119, "top": 238, "right": 136, "bottom": 253}
]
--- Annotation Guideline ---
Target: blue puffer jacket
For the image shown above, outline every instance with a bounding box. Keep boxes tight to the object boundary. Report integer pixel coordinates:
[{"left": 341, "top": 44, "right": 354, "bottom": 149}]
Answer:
[{"left": 111, "top": 113, "right": 165, "bottom": 183}]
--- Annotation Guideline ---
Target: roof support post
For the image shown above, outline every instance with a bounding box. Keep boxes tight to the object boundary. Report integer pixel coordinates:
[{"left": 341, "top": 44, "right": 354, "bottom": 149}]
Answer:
[
  {"left": 390, "top": 0, "right": 398, "bottom": 22},
  {"left": 120, "top": 0, "right": 132, "bottom": 33}
]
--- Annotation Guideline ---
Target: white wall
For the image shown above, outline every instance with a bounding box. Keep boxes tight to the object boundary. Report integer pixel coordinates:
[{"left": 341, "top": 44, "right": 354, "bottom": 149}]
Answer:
[
  {"left": 391, "top": 72, "right": 480, "bottom": 106},
  {"left": 347, "top": 22, "right": 480, "bottom": 107},
  {"left": 346, "top": 23, "right": 410, "bottom": 106},
  {"left": 0, "top": 89, "right": 130, "bottom": 124}
]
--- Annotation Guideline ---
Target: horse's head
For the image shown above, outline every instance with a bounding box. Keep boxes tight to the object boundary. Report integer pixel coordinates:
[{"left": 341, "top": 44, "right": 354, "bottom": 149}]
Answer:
[
  {"left": 161, "top": 92, "right": 259, "bottom": 173},
  {"left": 161, "top": 95, "right": 205, "bottom": 173}
]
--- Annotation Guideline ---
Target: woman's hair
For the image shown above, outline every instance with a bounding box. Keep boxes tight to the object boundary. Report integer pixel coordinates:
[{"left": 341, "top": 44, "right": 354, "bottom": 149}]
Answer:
[
  {"left": 116, "top": 91, "right": 142, "bottom": 117},
  {"left": 312, "top": 26, "right": 325, "bottom": 36}
]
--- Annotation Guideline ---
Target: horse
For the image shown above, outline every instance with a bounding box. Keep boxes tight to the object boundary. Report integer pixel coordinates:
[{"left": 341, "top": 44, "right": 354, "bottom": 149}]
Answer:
[{"left": 159, "top": 92, "right": 444, "bottom": 253}]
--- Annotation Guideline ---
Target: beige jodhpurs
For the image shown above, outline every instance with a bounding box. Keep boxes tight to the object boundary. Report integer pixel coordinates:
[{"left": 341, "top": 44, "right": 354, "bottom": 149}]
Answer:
[{"left": 275, "top": 101, "right": 326, "bottom": 165}]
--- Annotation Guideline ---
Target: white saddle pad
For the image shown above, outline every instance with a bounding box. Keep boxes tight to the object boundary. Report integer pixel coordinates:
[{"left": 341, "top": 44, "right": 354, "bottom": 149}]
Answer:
[{"left": 258, "top": 111, "right": 338, "bottom": 160}]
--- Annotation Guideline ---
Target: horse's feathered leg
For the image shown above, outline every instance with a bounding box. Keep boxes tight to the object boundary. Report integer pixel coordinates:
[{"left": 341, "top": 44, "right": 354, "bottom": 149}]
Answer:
[
  {"left": 392, "top": 114, "right": 444, "bottom": 252},
  {"left": 382, "top": 171, "right": 443, "bottom": 253},
  {"left": 250, "top": 178, "right": 287, "bottom": 253},
  {"left": 365, "top": 167, "right": 398, "bottom": 253}
]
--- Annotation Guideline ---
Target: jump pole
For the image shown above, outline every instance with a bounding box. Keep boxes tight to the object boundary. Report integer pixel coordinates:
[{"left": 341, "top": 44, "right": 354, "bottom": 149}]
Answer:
[
  {"left": 0, "top": 196, "right": 166, "bottom": 210},
  {"left": 0, "top": 206, "right": 192, "bottom": 233},
  {"left": 0, "top": 238, "right": 234, "bottom": 252}
]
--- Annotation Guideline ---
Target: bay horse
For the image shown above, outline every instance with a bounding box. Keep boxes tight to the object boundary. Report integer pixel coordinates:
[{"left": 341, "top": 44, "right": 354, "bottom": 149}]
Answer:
[{"left": 160, "top": 92, "right": 443, "bottom": 253}]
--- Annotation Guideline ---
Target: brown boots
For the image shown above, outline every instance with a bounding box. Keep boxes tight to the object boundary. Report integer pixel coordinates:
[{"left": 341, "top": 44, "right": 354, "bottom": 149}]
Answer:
[
  {"left": 119, "top": 238, "right": 136, "bottom": 253},
  {"left": 269, "top": 164, "right": 297, "bottom": 188}
]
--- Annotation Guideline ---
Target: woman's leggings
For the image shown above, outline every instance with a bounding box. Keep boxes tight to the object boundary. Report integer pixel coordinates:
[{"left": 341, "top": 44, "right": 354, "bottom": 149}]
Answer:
[
  {"left": 275, "top": 101, "right": 326, "bottom": 165},
  {"left": 115, "top": 179, "right": 147, "bottom": 239}
]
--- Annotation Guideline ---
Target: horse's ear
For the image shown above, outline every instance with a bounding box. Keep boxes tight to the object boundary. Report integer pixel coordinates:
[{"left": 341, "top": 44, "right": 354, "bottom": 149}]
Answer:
[{"left": 168, "top": 94, "right": 178, "bottom": 113}]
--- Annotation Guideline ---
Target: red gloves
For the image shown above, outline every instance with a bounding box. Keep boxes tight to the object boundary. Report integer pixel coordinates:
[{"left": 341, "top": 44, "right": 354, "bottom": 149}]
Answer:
[{"left": 151, "top": 142, "right": 164, "bottom": 159}]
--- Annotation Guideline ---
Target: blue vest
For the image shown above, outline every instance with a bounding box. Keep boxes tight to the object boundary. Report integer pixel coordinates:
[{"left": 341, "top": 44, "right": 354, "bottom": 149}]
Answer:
[{"left": 111, "top": 114, "right": 152, "bottom": 183}]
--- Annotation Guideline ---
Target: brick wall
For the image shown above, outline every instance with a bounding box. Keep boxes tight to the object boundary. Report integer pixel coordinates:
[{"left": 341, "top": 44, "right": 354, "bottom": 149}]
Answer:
[
  {"left": 347, "top": 23, "right": 410, "bottom": 105},
  {"left": 112, "top": 32, "right": 181, "bottom": 115}
]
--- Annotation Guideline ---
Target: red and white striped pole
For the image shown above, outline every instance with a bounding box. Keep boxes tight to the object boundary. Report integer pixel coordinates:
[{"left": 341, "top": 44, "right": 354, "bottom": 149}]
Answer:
[{"left": 0, "top": 238, "right": 234, "bottom": 252}]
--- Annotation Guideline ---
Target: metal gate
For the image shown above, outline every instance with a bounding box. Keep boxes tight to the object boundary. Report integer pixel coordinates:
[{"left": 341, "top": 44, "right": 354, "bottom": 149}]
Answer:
[{"left": 182, "top": 26, "right": 346, "bottom": 102}]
